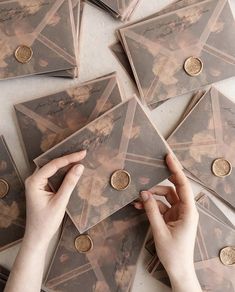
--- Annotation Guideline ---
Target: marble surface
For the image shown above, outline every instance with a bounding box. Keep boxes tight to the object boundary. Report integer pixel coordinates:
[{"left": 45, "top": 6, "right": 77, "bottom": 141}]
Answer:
[{"left": 0, "top": 1, "right": 235, "bottom": 291}]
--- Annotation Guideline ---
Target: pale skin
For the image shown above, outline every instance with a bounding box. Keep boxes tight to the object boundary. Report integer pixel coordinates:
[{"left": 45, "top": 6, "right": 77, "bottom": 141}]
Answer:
[{"left": 5, "top": 152, "right": 201, "bottom": 292}]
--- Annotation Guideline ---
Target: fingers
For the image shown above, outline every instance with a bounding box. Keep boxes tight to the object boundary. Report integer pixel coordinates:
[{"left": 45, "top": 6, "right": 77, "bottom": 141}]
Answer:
[
  {"left": 56, "top": 164, "right": 84, "bottom": 205},
  {"left": 149, "top": 185, "right": 179, "bottom": 205},
  {"left": 140, "top": 191, "right": 168, "bottom": 236},
  {"left": 134, "top": 199, "right": 169, "bottom": 214},
  {"left": 34, "top": 151, "right": 86, "bottom": 183},
  {"left": 166, "top": 154, "right": 194, "bottom": 205}
]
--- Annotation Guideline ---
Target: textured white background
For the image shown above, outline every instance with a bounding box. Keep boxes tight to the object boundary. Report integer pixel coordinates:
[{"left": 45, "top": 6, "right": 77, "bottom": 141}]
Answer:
[{"left": 0, "top": 1, "right": 235, "bottom": 291}]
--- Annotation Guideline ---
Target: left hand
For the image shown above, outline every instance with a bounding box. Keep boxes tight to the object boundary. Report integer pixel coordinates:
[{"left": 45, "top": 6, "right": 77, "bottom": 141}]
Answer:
[{"left": 24, "top": 151, "right": 86, "bottom": 247}]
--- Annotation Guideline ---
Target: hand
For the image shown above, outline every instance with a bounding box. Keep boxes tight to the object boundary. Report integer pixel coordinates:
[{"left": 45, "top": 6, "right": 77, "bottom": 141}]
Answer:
[
  {"left": 24, "top": 151, "right": 86, "bottom": 247},
  {"left": 135, "top": 154, "right": 201, "bottom": 291}
]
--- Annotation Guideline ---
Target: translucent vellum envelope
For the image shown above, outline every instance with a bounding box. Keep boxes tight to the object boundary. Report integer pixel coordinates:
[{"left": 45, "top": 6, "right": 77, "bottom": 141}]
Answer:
[
  {"left": 168, "top": 87, "right": 235, "bottom": 209},
  {"left": 15, "top": 73, "right": 123, "bottom": 168},
  {"left": 0, "top": 0, "right": 79, "bottom": 80},
  {"left": 119, "top": 0, "right": 235, "bottom": 108},
  {"left": 0, "top": 136, "right": 26, "bottom": 252},
  {"left": 34, "top": 96, "right": 171, "bottom": 233},
  {"left": 44, "top": 205, "right": 149, "bottom": 292}
]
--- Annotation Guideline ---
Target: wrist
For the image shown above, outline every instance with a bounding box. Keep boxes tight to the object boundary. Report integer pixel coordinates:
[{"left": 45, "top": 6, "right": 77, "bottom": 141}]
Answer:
[
  {"left": 23, "top": 230, "right": 50, "bottom": 252},
  {"left": 167, "top": 263, "right": 201, "bottom": 292}
]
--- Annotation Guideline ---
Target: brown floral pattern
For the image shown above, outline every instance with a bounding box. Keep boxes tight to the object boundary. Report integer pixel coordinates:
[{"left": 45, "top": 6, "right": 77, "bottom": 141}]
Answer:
[
  {"left": 15, "top": 73, "right": 123, "bottom": 170},
  {"left": 34, "top": 97, "right": 171, "bottom": 233},
  {"left": 0, "top": 136, "right": 26, "bottom": 252},
  {"left": 44, "top": 205, "right": 149, "bottom": 292}
]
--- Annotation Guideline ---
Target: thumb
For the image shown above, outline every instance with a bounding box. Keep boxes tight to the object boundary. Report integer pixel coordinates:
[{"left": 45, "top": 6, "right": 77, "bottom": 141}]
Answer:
[
  {"left": 56, "top": 164, "right": 84, "bottom": 206},
  {"left": 141, "top": 191, "right": 168, "bottom": 237}
]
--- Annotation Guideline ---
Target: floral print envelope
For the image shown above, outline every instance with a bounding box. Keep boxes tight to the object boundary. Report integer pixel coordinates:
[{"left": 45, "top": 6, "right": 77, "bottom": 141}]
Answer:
[
  {"left": 44, "top": 205, "right": 149, "bottom": 292},
  {"left": 34, "top": 96, "right": 171, "bottom": 233},
  {"left": 15, "top": 73, "right": 123, "bottom": 169},
  {"left": 119, "top": 0, "right": 235, "bottom": 108},
  {"left": 0, "top": 136, "right": 26, "bottom": 252},
  {"left": 168, "top": 86, "right": 235, "bottom": 209},
  {"left": 0, "top": 0, "right": 79, "bottom": 80}
]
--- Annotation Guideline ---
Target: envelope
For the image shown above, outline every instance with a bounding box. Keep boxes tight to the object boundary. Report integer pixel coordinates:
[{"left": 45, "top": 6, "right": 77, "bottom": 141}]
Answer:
[
  {"left": 119, "top": 0, "right": 235, "bottom": 109},
  {"left": 0, "top": 136, "right": 26, "bottom": 252},
  {"left": 15, "top": 73, "right": 123, "bottom": 169},
  {"left": 0, "top": 0, "right": 79, "bottom": 80},
  {"left": 89, "top": 0, "right": 139, "bottom": 21},
  {"left": 44, "top": 205, "right": 149, "bottom": 292},
  {"left": 168, "top": 86, "right": 235, "bottom": 209},
  {"left": 34, "top": 96, "right": 171, "bottom": 233}
]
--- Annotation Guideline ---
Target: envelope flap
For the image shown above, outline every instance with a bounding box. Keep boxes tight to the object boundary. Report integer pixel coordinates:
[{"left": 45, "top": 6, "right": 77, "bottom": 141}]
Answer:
[
  {"left": 45, "top": 206, "right": 149, "bottom": 291},
  {"left": 195, "top": 206, "right": 235, "bottom": 262}
]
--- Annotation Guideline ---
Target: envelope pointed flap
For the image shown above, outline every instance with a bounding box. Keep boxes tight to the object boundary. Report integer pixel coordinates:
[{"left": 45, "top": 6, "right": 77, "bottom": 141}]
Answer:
[
  {"left": 15, "top": 74, "right": 122, "bottom": 165},
  {"left": 34, "top": 97, "right": 170, "bottom": 232},
  {"left": 40, "top": 0, "right": 76, "bottom": 60},
  {"left": 0, "top": 136, "right": 26, "bottom": 251},
  {"left": 168, "top": 89, "right": 215, "bottom": 150},
  {"left": 207, "top": 0, "right": 235, "bottom": 58},
  {"left": 194, "top": 206, "right": 235, "bottom": 262},
  {"left": 45, "top": 206, "right": 149, "bottom": 291}
]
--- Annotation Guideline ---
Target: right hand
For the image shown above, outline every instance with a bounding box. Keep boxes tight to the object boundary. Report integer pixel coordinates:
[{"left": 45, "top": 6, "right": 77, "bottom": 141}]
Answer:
[{"left": 135, "top": 154, "right": 199, "bottom": 280}]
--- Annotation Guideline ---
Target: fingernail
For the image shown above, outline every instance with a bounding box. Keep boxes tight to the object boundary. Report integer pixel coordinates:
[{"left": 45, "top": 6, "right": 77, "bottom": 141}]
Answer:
[
  {"left": 141, "top": 191, "right": 150, "bottom": 202},
  {"left": 75, "top": 164, "right": 84, "bottom": 177}
]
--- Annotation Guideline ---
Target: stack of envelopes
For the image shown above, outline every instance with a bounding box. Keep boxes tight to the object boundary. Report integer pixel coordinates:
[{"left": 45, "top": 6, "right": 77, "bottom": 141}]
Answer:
[
  {"left": 167, "top": 86, "right": 235, "bottom": 209},
  {"left": 88, "top": 0, "right": 140, "bottom": 21},
  {"left": 0, "top": 136, "right": 26, "bottom": 252},
  {"left": 0, "top": 0, "right": 82, "bottom": 80},
  {"left": 15, "top": 73, "right": 172, "bottom": 289},
  {"left": 112, "top": 0, "right": 235, "bottom": 109},
  {"left": 146, "top": 193, "right": 235, "bottom": 291}
]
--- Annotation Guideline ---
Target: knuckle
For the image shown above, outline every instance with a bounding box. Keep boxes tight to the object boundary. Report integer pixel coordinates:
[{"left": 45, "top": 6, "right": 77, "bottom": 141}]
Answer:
[{"left": 65, "top": 173, "right": 78, "bottom": 186}]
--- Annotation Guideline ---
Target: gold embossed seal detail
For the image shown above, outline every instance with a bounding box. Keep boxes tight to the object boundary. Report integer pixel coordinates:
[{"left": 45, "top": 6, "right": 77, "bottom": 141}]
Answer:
[
  {"left": 184, "top": 57, "right": 203, "bottom": 77},
  {"left": 220, "top": 246, "right": 235, "bottom": 266},
  {"left": 212, "top": 158, "right": 232, "bottom": 178},
  {"left": 110, "top": 170, "right": 131, "bottom": 191},
  {"left": 75, "top": 234, "right": 93, "bottom": 253},
  {"left": 15, "top": 45, "right": 33, "bottom": 64},
  {"left": 0, "top": 179, "right": 9, "bottom": 199}
]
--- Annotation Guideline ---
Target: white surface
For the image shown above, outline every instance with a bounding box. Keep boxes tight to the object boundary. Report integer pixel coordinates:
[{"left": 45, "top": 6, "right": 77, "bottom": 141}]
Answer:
[{"left": 0, "top": 1, "right": 235, "bottom": 291}]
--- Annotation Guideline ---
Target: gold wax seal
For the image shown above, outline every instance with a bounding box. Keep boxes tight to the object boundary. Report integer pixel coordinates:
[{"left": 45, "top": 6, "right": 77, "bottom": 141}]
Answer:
[
  {"left": 110, "top": 170, "right": 131, "bottom": 191},
  {"left": 0, "top": 179, "right": 9, "bottom": 199},
  {"left": 15, "top": 45, "right": 33, "bottom": 64},
  {"left": 184, "top": 57, "right": 203, "bottom": 76},
  {"left": 75, "top": 234, "right": 93, "bottom": 253},
  {"left": 212, "top": 158, "right": 232, "bottom": 177},
  {"left": 220, "top": 246, "right": 235, "bottom": 266}
]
